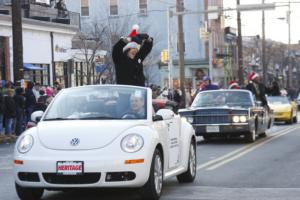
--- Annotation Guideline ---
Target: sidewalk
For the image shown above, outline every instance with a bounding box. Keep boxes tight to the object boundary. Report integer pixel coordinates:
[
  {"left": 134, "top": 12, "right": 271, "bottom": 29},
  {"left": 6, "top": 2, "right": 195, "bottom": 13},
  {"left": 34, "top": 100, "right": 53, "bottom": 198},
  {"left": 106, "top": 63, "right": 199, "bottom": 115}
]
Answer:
[{"left": 0, "top": 135, "right": 17, "bottom": 144}]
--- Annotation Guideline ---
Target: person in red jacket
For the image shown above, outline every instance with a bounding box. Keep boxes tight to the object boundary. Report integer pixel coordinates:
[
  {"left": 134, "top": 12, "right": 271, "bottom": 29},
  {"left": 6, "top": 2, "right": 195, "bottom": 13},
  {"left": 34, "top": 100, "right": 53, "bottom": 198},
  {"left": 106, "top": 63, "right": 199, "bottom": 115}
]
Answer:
[{"left": 112, "top": 25, "right": 153, "bottom": 87}]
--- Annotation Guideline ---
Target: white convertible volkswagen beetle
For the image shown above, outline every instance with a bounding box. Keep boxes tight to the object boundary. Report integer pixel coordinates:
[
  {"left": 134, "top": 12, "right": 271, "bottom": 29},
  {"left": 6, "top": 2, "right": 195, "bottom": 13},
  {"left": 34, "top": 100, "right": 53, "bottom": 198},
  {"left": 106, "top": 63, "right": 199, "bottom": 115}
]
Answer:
[{"left": 14, "top": 85, "right": 196, "bottom": 200}]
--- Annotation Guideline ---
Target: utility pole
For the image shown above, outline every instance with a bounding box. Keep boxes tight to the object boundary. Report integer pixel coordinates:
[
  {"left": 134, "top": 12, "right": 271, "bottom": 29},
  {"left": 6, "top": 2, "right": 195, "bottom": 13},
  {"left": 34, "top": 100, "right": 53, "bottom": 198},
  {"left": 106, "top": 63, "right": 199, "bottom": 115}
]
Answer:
[
  {"left": 12, "top": 0, "right": 24, "bottom": 85},
  {"left": 287, "top": 1, "right": 292, "bottom": 89},
  {"left": 237, "top": 0, "right": 244, "bottom": 85},
  {"left": 176, "top": 0, "right": 186, "bottom": 107},
  {"left": 167, "top": 7, "right": 174, "bottom": 90},
  {"left": 262, "top": 0, "right": 266, "bottom": 84}
]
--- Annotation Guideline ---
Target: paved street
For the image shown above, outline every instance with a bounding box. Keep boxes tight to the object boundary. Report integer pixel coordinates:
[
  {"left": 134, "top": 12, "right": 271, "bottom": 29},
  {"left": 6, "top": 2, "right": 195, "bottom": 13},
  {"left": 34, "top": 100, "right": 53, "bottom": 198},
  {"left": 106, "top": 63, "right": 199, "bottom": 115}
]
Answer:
[{"left": 1, "top": 122, "right": 300, "bottom": 200}]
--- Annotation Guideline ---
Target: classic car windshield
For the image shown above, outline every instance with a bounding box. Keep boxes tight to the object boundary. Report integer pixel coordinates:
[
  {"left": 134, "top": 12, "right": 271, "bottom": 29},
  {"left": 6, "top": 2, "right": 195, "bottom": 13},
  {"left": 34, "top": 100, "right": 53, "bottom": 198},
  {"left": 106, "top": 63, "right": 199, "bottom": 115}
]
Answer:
[
  {"left": 192, "top": 91, "right": 253, "bottom": 108},
  {"left": 267, "top": 96, "right": 289, "bottom": 105},
  {"left": 43, "top": 86, "right": 147, "bottom": 120}
]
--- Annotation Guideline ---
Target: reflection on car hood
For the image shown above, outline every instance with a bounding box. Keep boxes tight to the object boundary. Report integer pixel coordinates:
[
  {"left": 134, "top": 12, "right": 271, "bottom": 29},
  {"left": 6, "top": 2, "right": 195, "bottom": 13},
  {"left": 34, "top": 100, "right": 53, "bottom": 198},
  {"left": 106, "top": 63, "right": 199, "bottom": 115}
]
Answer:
[
  {"left": 269, "top": 104, "right": 291, "bottom": 112},
  {"left": 37, "top": 121, "right": 144, "bottom": 150}
]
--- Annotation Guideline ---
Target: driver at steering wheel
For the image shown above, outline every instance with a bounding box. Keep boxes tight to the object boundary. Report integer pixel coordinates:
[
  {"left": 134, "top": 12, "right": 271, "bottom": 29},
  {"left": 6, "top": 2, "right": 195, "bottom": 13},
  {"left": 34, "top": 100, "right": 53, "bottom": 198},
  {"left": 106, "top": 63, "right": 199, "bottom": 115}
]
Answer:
[{"left": 129, "top": 93, "right": 145, "bottom": 118}]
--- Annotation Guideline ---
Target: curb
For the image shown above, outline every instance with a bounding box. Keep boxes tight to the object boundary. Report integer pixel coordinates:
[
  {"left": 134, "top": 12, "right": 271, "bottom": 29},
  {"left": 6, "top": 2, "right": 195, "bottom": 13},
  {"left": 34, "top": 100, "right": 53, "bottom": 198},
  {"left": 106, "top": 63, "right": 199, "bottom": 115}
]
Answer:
[{"left": 0, "top": 136, "right": 17, "bottom": 144}]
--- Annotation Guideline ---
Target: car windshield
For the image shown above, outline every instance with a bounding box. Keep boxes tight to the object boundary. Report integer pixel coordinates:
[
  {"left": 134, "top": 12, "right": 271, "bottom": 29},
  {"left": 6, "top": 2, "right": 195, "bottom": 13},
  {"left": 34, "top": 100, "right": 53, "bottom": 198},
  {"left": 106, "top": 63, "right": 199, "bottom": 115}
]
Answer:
[
  {"left": 192, "top": 91, "right": 253, "bottom": 108},
  {"left": 43, "top": 86, "right": 147, "bottom": 120},
  {"left": 267, "top": 96, "right": 289, "bottom": 105}
]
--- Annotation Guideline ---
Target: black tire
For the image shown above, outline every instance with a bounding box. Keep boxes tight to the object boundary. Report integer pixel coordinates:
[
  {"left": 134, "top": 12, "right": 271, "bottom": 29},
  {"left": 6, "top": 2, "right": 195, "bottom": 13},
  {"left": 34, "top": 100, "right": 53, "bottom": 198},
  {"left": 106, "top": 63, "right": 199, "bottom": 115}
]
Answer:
[
  {"left": 245, "top": 128, "right": 256, "bottom": 143},
  {"left": 15, "top": 183, "right": 44, "bottom": 200},
  {"left": 177, "top": 140, "right": 196, "bottom": 183},
  {"left": 293, "top": 116, "right": 297, "bottom": 123},
  {"left": 259, "top": 132, "right": 267, "bottom": 138},
  {"left": 140, "top": 149, "right": 163, "bottom": 200}
]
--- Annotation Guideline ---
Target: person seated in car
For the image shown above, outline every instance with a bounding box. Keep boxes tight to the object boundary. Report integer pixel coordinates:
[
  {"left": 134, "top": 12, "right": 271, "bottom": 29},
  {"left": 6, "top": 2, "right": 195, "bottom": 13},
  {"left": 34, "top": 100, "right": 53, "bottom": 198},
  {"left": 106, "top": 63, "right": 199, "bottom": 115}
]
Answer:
[{"left": 126, "top": 93, "right": 145, "bottom": 118}]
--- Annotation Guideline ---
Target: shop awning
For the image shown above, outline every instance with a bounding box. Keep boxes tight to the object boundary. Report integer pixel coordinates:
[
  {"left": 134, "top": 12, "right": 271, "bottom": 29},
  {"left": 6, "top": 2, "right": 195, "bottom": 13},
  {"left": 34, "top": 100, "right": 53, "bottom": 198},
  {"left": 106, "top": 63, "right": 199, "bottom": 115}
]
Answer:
[{"left": 24, "top": 63, "right": 46, "bottom": 70}]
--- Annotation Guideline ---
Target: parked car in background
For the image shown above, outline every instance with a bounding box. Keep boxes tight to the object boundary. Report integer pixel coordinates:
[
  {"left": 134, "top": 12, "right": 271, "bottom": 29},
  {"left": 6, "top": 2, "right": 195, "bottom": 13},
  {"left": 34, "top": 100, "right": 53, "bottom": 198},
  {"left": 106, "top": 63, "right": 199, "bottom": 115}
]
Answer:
[
  {"left": 267, "top": 96, "right": 297, "bottom": 124},
  {"left": 179, "top": 90, "right": 273, "bottom": 143},
  {"left": 14, "top": 85, "right": 196, "bottom": 200}
]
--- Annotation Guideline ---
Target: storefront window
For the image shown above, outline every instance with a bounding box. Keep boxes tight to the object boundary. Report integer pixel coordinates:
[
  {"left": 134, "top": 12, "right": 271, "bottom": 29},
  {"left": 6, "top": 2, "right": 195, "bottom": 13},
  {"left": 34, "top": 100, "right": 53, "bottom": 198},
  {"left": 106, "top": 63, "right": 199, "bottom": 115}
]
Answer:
[
  {"left": 55, "top": 62, "right": 65, "bottom": 87},
  {"left": 23, "top": 64, "right": 50, "bottom": 85}
]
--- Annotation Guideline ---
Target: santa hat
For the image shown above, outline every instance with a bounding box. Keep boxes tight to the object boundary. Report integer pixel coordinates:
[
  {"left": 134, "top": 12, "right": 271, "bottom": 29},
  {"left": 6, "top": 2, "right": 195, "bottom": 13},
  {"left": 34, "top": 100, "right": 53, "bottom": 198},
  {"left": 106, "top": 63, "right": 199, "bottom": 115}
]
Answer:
[
  {"left": 123, "top": 41, "right": 140, "bottom": 52},
  {"left": 228, "top": 81, "right": 240, "bottom": 89},
  {"left": 248, "top": 71, "right": 259, "bottom": 81},
  {"left": 128, "top": 24, "right": 139, "bottom": 37}
]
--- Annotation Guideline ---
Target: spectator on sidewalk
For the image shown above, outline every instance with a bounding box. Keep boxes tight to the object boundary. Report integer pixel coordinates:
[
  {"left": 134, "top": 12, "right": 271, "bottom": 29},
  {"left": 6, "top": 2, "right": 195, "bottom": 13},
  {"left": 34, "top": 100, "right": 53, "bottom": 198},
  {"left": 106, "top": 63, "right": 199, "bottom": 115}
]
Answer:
[
  {"left": 25, "top": 82, "right": 37, "bottom": 123},
  {"left": 14, "top": 87, "right": 25, "bottom": 136},
  {"left": 0, "top": 89, "right": 4, "bottom": 136},
  {"left": 32, "top": 82, "right": 41, "bottom": 101},
  {"left": 3, "top": 89, "right": 16, "bottom": 137}
]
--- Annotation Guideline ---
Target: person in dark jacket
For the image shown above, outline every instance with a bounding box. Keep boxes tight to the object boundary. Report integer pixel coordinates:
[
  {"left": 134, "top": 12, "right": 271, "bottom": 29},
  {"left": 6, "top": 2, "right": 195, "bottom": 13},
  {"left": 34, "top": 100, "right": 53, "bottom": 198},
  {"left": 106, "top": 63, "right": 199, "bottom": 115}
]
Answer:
[
  {"left": 246, "top": 72, "right": 268, "bottom": 107},
  {"left": 14, "top": 87, "right": 26, "bottom": 136},
  {"left": 268, "top": 81, "right": 281, "bottom": 96},
  {"left": 202, "top": 76, "right": 219, "bottom": 91},
  {"left": 3, "top": 89, "right": 16, "bottom": 136},
  {"left": 112, "top": 25, "right": 153, "bottom": 87},
  {"left": 25, "top": 82, "right": 37, "bottom": 123}
]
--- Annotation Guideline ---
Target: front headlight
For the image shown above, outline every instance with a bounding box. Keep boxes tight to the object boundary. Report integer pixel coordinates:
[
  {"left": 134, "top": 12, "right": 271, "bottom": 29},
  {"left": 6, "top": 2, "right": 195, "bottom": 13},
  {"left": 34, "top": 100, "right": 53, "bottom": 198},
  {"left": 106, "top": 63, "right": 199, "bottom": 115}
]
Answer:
[
  {"left": 186, "top": 116, "right": 193, "bottom": 123},
  {"left": 232, "top": 116, "right": 240, "bottom": 123},
  {"left": 240, "top": 116, "right": 247, "bottom": 123},
  {"left": 17, "top": 135, "right": 34, "bottom": 154},
  {"left": 121, "top": 134, "right": 144, "bottom": 153}
]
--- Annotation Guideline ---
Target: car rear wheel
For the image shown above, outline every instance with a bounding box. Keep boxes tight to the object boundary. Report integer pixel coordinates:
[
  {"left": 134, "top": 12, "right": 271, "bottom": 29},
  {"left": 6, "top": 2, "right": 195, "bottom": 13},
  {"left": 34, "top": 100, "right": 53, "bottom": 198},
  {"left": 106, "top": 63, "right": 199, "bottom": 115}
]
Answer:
[
  {"left": 293, "top": 116, "right": 298, "bottom": 123},
  {"left": 15, "top": 183, "right": 44, "bottom": 200},
  {"left": 141, "top": 149, "right": 163, "bottom": 200},
  {"left": 177, "top": 141, "right": 197, "bottom": 183}
]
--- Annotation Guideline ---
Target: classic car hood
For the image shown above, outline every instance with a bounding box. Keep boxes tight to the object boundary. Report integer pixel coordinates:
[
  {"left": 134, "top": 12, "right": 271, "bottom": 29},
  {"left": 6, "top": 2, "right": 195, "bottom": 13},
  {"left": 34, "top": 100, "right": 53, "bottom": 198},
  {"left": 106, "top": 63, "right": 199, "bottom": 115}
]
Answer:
[
  {"left": 37, "top": 120, "right": 143, "bottom": 150},
  {"left": 269, "top": 104, "right": 291, "bottom": 112}
]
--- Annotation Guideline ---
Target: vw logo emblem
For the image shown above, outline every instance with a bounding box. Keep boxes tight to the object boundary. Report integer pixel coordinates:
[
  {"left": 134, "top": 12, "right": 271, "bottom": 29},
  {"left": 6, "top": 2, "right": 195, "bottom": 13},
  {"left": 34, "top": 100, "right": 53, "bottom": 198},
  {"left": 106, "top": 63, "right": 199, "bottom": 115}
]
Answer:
[{"left": 70, "top": 138, "right": 80, "bottom": 146}]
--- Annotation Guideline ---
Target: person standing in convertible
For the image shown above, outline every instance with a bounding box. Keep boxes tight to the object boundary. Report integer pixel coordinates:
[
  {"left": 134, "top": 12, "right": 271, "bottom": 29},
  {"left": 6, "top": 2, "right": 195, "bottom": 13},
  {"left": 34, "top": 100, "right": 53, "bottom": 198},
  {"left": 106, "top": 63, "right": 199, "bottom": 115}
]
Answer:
[{"left": 112, "top": 25, "right": 153, "bottom": 87}]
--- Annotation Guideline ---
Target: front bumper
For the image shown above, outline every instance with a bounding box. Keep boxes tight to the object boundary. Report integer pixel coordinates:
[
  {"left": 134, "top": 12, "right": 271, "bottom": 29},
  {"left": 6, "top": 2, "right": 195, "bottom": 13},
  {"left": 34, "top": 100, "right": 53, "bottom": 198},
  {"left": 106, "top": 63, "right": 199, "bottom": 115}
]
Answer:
[
  {"left": 274, "top": 112, "right": 291, "bottom": 121},
  {"left": 193, "top": 123, "right": 251, "bottom": 136},
  {"left": 14, "top": 151, "right": 152, "bottom": 189}
]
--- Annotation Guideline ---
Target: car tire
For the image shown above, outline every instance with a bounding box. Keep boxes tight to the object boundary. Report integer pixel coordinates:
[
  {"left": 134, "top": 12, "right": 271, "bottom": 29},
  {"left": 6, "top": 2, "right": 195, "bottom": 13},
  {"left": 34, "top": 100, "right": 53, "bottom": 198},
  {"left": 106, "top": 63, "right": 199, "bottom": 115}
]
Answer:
[
  {"left": 293, "top": 116, "right": 297, "bottom": 123},
  {"left": 140, "top": 149, "right": 163, "bottom": 200},
  {"left": 177, "top": 140, "right": 196, "bottom": 183},
  {"left": 15, "top": 183, "right": 44, "bottom": 200},
  {"left": 259, "top": 132, "right": 267, "bottom": 138},
  {"left": 245, "top": 128, "right": 256, "bottom": 143}
]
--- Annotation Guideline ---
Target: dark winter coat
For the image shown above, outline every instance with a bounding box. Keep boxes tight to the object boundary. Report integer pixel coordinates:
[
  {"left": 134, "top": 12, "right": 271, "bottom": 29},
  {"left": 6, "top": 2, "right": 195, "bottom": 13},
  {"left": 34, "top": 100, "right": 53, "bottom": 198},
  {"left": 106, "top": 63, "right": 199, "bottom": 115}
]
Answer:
[
  {"left": 112, "top": 38, "right": 153, "bottom": 86},
  {"left": 14, "top": 94, "right": 25, "bottom": 116},
  {"left": 3, "top": 96, "right": 16, "bottom": 118},
  {"left": 246, "top": 82, "right": 268, "bottom": 106},
  {"left": 25, "top": 89, "right": 36, "bottom": 109}
]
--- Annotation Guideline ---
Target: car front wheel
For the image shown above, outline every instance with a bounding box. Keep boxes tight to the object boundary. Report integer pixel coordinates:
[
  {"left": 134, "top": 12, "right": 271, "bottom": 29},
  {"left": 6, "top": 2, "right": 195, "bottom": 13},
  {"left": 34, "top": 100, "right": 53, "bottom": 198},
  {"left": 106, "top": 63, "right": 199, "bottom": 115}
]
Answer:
[
  {"left": 177, "top": 140, "right": 197, "bottom": 183},
  {"left": 15, "top": 183, "right": 44, "bottom": 200},
  {"left": 141, "top": 149, "right": 163, "bottom": 200}
]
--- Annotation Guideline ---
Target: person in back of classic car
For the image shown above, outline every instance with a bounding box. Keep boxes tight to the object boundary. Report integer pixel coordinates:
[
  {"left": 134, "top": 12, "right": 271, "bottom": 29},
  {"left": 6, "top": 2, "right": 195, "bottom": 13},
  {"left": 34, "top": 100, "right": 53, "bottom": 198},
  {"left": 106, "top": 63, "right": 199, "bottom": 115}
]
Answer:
[
  {"left": 201, "top": 76, "right": 219, "bottom": 91},
  {"left": 246, "top": 72, "right": 268, "bottom": 108},
  {"left": 228, "top": 81, "right": 241, "bottom": 89}
]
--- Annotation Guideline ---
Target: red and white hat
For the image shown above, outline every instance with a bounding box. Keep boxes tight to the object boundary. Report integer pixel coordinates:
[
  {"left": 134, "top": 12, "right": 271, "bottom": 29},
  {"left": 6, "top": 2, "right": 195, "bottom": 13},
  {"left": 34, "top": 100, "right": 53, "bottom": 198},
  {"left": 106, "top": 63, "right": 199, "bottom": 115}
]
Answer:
[
  {"left": 228, "top": 81, "right": 240, "bottom": 89},
  {"left": 248, "top": 71, "right": 259, "bottom": 81},
  {"left": 128, "top": 24, "right": 139, "bottom": 38}
]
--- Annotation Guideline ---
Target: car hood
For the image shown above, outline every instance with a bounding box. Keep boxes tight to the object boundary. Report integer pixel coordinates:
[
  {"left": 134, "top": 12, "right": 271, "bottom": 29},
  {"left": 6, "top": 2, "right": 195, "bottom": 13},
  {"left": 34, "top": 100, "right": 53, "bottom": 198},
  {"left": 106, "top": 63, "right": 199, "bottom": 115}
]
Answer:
[
  {"left": 269, "top": 104, "right": 291, "bottom": 112},
  {"left": 37, "top": 120, "right": 144, "bottom": 150}
]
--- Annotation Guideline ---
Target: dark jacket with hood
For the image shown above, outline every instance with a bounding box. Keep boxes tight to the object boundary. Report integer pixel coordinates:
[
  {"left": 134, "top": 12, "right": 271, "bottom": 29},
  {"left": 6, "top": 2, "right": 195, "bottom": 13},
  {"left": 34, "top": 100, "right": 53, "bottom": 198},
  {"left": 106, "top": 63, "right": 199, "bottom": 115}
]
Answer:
[{"left": 112, "top": 37, "right": 153, "bottom": 86}]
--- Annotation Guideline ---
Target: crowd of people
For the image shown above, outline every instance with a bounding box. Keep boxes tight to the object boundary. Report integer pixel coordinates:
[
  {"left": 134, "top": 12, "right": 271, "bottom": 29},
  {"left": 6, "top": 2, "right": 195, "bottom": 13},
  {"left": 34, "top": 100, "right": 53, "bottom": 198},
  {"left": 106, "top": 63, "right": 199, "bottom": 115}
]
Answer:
[{"left": 0, "top": 81, "right": 62, "bottom": 141}]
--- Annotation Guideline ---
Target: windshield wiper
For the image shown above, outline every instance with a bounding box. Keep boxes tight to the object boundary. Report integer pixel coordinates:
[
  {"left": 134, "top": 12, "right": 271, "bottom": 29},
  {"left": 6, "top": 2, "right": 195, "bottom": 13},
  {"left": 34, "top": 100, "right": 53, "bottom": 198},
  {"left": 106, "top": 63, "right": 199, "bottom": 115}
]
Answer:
[
  {"left": 80, "top": 116, "right": 118, "bottom": 120},
  {"left": 43, "top": 118, "right": 78, "bottom": 121}
]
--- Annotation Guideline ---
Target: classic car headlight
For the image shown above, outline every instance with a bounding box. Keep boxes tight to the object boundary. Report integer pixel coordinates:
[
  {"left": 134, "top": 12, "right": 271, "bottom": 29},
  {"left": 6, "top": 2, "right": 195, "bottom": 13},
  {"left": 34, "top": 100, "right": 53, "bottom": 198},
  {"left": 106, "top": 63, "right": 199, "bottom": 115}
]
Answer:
[
  {"left": 233, "top": 116, "right": 240, "bottom": 123},
  {"left": 121, "top": 134, "right": 144, "bottom": 153},
  {"left": 240, "top": 116, "right": 247, "bottom": 123},
  {"left": 186, "top": 116, "right": 193, "bottom": 123},
  {"left": 17, "top": 135, "right": 34, "bottom": 154}
]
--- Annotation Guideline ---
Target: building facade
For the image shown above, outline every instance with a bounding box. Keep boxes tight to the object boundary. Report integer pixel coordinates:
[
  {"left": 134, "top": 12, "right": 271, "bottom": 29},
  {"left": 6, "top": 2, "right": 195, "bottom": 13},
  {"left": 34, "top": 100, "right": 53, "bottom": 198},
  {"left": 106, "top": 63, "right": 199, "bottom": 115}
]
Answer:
[
  {"left": 65, "top": 0, "right": 207, "bottom": 88},
  {"left": 0, "top": 0, "right": 80, "bottom": 87}
]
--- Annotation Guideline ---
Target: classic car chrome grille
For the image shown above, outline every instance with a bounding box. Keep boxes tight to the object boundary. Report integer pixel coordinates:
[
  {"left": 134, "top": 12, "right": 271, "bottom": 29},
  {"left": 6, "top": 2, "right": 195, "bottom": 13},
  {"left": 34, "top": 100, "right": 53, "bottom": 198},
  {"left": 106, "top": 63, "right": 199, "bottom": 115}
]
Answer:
[{"left": 194, "top": 109, "right": 248, "bottom": 125}]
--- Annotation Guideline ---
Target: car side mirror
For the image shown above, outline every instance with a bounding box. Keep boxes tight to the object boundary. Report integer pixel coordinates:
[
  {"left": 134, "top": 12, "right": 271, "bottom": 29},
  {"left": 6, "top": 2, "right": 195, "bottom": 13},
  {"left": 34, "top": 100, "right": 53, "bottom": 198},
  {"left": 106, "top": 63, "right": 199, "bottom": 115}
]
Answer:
[
  {"left": 153, "top": 115, "right": 163, "bottom": 121},
  {"left": 255, "top": 101, "right": 262, "bottom": 107},
  {"left": 156, "top": 109, "right": 175, "bottom": 120},
  {"left": 31, "top": 111, "right": 44, "bottom": 123}
]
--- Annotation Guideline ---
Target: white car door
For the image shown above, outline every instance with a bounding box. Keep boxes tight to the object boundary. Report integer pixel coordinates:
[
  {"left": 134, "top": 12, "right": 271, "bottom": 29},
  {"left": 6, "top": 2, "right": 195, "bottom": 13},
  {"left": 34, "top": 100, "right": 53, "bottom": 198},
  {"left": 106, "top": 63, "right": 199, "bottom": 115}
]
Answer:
[{"left": 166, "top": 115, "right": 181, "bottom": 169}]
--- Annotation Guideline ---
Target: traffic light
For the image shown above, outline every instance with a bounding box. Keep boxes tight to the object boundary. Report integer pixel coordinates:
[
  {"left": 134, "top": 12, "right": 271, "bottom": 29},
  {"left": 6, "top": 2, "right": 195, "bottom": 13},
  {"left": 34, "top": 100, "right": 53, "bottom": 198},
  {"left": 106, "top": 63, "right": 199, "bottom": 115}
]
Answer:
[{"left": 161, "top": 49, "right": 169, "bottom": 64}]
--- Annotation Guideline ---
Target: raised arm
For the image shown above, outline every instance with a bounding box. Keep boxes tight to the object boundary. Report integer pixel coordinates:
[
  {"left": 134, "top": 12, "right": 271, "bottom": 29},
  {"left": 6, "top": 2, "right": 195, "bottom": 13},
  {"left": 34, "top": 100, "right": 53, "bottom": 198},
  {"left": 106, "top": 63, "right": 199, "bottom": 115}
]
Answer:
[
  {"left": 137, "top": 37, "right": 153, "bottom": 62},
  {"left": 112, "top": 38, "right": 128, "bottom": 65}
]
